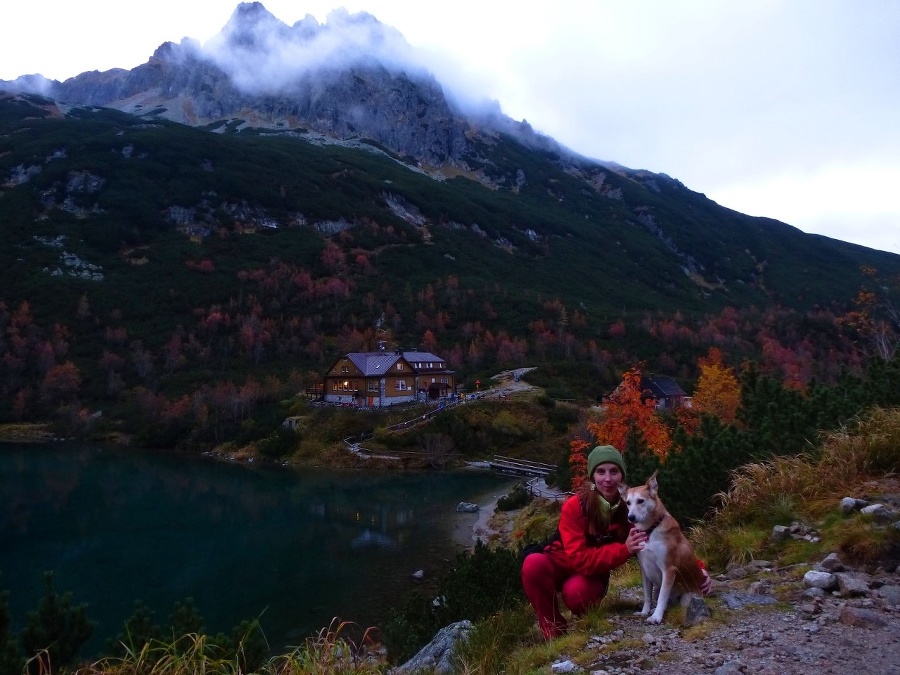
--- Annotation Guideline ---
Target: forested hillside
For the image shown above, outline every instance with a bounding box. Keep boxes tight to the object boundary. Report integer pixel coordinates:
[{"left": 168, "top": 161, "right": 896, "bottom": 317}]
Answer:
[{"left": 1, "top": 90, "right": 899, "bottom": 450}]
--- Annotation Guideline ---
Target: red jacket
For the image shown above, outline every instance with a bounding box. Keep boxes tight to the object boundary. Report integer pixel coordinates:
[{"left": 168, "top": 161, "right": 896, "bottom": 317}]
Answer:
[{"left": 546, "top": 493, "right": 632, "bottom": 577}]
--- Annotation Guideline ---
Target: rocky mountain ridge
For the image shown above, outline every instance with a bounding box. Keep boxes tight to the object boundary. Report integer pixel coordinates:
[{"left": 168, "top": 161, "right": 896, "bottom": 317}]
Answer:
[{"left": 3, "top": 2, "right": 557, "bottom": 169}]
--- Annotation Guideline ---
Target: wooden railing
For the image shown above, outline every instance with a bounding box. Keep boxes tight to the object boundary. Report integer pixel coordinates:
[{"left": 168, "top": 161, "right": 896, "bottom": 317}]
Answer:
[
  {"left": 488, "top": 455, "right": 556, "bottom": 477},
  {"left": 525, "top": 476, "right": 571, "bottom": 501}
]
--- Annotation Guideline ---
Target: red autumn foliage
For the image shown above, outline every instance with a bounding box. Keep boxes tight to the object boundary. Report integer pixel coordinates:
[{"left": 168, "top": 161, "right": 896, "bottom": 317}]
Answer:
[{"left": 588, "top": 366, "right": 671, "bottom": 459}]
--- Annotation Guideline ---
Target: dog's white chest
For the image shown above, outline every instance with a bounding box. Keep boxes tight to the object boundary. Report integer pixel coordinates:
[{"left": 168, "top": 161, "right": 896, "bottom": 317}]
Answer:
[{"left": 637, "top": 533, "right": 667, "bottom": 582}]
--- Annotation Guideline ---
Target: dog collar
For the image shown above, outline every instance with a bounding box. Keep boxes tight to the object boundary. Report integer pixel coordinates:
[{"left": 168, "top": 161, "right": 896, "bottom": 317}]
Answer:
[{"left": 643, "top": 516, "right": 665, "bottom": 535}]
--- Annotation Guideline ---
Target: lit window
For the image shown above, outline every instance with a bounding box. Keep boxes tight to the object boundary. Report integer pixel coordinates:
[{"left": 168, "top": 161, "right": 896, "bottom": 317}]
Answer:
[
  {"left": 395, "top": 380, "right": 408, "bottom": 391},
  {"left": 397, "top": 363, "right": 404, "bottom": 370}
]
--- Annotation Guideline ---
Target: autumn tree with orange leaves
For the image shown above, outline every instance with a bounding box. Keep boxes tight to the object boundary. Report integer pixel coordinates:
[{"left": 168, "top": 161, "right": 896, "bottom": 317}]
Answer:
[
  {"left": 568, "top": 437, "right": 590, "bottom": 491},
  {"left": 576, "top": 367, "right": 672, "bottom": 478},
  {"left": 590, "top": 366, "right": 672, "bottom": 458}
]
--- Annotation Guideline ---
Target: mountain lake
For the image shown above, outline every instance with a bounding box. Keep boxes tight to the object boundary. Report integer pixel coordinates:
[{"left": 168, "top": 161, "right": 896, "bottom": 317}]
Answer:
[{"left": 0, "top": 442, "right": 517, "bottom": 657}]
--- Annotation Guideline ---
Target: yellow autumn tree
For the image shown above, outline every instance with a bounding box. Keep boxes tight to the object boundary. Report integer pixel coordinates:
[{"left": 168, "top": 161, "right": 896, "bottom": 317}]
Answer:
[
  {"left": 691, "top": 348, "right": 741, "bottom": 424},
  {"left": 588, "top": 366, "right": 671, "bottom": 459}
]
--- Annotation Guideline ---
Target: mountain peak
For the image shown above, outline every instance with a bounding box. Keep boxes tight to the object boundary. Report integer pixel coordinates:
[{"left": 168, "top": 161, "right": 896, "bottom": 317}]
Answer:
[{"left": 220, "top": 1, "right": 290, "bottom": 51}]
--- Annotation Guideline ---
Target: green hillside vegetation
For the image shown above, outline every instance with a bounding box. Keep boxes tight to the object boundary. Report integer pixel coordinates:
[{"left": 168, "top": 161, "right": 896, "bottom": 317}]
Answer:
[{"left": 1, "top": 89, "right": 899, "bottom": 454}]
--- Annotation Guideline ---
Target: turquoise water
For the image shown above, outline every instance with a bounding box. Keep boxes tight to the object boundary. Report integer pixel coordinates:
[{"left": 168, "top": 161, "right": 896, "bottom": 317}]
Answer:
[{"left": 0, "top": 443, "right": 512, "bottom": 656}]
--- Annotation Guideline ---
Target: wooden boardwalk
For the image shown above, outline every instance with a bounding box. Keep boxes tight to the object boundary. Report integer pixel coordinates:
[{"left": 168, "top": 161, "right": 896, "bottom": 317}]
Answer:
[{"left": 488, "top": 455, "right": 556, "bottom": 477}]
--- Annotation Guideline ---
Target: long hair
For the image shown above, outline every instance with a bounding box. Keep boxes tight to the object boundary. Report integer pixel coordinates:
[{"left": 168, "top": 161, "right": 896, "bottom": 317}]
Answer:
[{"left": 576, "top": 480, "right": 626, "bottom": 538}]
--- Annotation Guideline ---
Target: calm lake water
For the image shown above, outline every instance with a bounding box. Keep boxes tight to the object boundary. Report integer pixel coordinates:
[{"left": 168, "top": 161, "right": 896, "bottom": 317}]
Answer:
[{"left": 0, "top": 443, "right": 514, "bottom": 657}]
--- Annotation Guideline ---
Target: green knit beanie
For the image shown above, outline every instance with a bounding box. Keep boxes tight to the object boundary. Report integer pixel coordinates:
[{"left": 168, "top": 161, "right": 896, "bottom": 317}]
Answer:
[{"left": 587, "top": 445, "right": 626, "bottom": 479}]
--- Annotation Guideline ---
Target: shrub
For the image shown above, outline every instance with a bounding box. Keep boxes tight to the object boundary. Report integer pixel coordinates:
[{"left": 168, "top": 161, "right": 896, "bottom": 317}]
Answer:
[
  {"left": 497, "top": 482, "right": 533, "bottom": 511},
  {"left": 21, "top": 572, "right": 94, "bottom": 675},
  {"left": 382, "top": 541, "right": 524, "bottom": 663}
]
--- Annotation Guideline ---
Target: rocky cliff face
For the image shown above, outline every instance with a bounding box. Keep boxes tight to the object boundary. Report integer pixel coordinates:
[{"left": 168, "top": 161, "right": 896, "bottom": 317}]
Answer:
[{"left": 14, "top": 2, "right": 489, "bottom": 166}]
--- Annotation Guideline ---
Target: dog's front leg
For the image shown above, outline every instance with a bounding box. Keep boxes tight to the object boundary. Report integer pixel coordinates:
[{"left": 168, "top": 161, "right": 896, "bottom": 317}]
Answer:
[
  {"left": 635, "top": 553, "right": 656, "bottom": 616},
  {"left": 647, "top": 567, "right": 675, "bottom": 624},
  {"left": 636, "top": 561, "right": 654, "bottom": 617}
]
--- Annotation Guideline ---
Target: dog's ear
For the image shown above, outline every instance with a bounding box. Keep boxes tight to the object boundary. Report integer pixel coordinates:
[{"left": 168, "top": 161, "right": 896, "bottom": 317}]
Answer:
[
  {"left": 647, "top": 470, "right": 658, "bottom": 496},
  {"left": 617, "top": 483, "right": 628, "bottom": 498}
]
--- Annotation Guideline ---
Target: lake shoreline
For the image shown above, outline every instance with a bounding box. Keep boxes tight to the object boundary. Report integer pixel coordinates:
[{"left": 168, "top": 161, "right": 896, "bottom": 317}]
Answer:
[{"left": 450, "top": 478, "right": 519, "bottom": 550}]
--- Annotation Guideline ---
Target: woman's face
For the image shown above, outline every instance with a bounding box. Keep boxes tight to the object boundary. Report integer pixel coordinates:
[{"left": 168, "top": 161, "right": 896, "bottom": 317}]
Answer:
[{"left": 592, "top": 462, "right": 624, "bottom": 501}]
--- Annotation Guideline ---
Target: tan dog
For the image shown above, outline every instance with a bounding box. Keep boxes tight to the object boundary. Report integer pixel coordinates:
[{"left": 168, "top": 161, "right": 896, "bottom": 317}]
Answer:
[{"left": 618, "top": 471, "right": 706, "bottom": 624}]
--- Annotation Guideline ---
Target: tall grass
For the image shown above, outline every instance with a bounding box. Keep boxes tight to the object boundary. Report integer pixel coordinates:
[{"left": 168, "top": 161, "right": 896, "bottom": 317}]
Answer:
[
  {"left": 82, "top": 633, "right": 245, "bottom": 675},
  {"left": 270, "top": 620, "right": 383, "bottom": 675},
  {"left": 691, "top": 406, "right": 900, "bottom": 568},
  {"left": 79, "top": 620, "right": 384, "bottom": 675}
]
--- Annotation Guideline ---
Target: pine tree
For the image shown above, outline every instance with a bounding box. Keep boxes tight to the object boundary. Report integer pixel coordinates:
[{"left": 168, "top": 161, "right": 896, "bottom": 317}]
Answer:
[
  {"left": 21, "top": 572, "right": 93, "bottom": 674},
  {"left": 0, "top": 583, "right": 24, "bottom": 675}
]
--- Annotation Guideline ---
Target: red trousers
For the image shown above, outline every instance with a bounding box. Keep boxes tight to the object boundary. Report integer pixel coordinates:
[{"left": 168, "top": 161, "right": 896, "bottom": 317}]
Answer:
[{"left": 521, "top": 551, "right": 609, "bottom": 639}]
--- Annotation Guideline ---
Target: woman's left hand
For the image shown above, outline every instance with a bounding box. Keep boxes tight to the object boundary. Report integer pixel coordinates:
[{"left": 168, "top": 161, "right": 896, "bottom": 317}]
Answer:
[
  {"left": 699, "top": 567, "right": 712, "bottom": 595},
  {"left": 625, "top": 527, "right": 648, "bottom": 554}
]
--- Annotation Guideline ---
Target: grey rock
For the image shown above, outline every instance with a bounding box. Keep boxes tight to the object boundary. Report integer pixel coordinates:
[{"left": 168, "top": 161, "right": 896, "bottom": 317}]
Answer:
[
  {"left": 720, "top": 592, "right": 778, "bottom": 610},
  {"left": 861, "top": 503, "right": 891, "bottom": 518},
  {"left": 841, "top": 496, "right": 869, "bottom": 512},
  {"left": 684, "top": 594, "right": 712, "bottom": 626},
  {"left": 835, "top": 573, "right": 870, "bottom": 596},
  {"left": 745, "top": 559, "right": 772, "bottom": 569},
  {"left": 877, "top": 585, "right": 900, "bottom": 605},
  {"left": 803, "top": 570, "right": 838, "bottom": 590},
  {"left": 391, "top": 620, "right": 473, "bottom": 675},
  {"left": 551, "top": 660, "right": 577, "bottom": 673},
  {"left": 771, "top": 525, "right": 790, "bottom": 541},
  {"left": 839, "top": 605, "right": 888, "bottom": 628},
  {"left": 818, "top": 552, "right": 845, "bottom": 572},
  {"left": 714, "top": 664, "right": 745, "bottom": 675}
]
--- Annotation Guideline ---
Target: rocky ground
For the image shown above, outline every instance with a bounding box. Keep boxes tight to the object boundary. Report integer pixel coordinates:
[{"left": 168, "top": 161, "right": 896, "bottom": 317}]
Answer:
[
  {"left": 458, "top": 492, "right": 900, "bottom": 675},
  {"left": 559, "top": 554, "right": 900, "bottom": 675}
]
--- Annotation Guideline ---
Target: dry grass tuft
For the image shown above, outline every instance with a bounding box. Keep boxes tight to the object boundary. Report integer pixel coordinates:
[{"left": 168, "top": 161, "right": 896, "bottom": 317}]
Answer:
[
  {"left": 453, "top": 607, "right": 540, "bottom": 675},
  {"left": 82, "top": 633, "right": 242, "bottom": 675},
  {"left": 822, "top": 515, "right": 900, "bottom": 567},
  {"left": 509, "top": 497, "right": 563, "bottom": 548},
  {"left": 82, "top": 620, "right": 383, "bottom": 675},
  {"left": 692, "top": 406, "right": 900, "bottom": 569},
  {"left": 270, "top": 619, "right": 384, "bottom": 675}
]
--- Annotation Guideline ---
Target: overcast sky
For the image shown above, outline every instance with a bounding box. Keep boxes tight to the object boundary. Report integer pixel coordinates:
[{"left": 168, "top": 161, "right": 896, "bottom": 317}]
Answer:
[{"left": 2, "top": 0, "right": 898, "bottom": 255}]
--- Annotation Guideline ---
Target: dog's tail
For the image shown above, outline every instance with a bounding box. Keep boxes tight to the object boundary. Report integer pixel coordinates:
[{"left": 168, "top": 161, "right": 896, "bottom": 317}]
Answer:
[{"left": 674, "top": 559, "right": 707, "bottom": 592}]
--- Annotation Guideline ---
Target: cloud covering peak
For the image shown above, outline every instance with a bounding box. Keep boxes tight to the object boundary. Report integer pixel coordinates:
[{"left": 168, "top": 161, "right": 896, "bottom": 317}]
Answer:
[{"left": 201, "top": 2, "right": 421, "bottom": 93}]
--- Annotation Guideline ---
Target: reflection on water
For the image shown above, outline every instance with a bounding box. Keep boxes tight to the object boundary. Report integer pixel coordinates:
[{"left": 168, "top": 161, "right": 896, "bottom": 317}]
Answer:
[{"left": 0, "top": 444, "right": 512, "bottom": 656}]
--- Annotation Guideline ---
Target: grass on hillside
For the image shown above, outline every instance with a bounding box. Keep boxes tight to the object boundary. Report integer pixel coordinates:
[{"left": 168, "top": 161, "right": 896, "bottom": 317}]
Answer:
[{"left": 691, "top": 405, "right": 900, "bottom": 570}]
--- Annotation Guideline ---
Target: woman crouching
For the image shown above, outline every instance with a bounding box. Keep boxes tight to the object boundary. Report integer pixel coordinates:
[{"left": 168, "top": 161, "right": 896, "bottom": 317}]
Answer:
[{"left": 522, "top": 445, "right": 646, "bottom": 638}]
